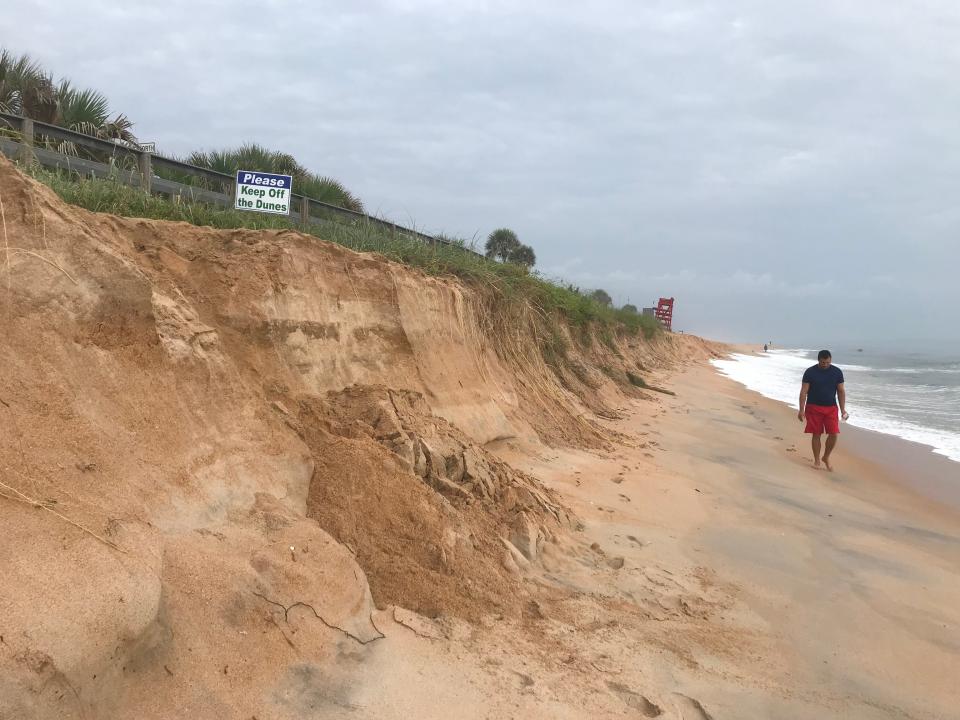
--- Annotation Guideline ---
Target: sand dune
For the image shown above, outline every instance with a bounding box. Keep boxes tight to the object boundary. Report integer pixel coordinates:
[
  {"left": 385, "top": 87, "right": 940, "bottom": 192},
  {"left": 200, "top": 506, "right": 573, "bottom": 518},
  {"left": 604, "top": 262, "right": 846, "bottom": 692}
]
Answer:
[{"left": 1, "top": 156, "right": 957, "bottom": 719}]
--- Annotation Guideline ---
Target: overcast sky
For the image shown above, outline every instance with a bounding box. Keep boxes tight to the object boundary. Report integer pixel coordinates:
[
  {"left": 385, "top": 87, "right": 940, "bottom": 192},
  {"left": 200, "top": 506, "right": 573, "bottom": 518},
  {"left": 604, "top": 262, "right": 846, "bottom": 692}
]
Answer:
[{"left": 7, "top": 1, "right": 960, "bottom": 345}]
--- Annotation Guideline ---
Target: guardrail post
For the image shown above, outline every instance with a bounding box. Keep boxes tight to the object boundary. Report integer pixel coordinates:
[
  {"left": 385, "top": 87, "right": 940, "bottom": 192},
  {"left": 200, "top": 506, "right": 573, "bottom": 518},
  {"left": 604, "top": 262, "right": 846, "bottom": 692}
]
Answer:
[
  {"left": 138, "top": 149, "right": 152, "bottom": 193},
  {"left": 19, "top": 118, "right": 35, "bottom": 166},
  {"left": 301, "top": 196, "right": 310, "bottom": 228}
]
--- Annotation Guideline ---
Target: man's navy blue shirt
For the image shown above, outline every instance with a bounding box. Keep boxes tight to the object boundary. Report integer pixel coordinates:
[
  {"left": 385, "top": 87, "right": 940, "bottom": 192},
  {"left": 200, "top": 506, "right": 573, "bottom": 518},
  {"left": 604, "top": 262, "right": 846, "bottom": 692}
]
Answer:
[{"left": 802, "top": 364, "right": 845, "bottom": 406}]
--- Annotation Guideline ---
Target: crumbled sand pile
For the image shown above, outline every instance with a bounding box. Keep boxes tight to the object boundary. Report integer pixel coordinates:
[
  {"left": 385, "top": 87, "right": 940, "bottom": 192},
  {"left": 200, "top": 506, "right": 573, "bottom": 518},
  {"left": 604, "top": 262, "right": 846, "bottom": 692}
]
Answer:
[{"left": 299, "top": 385, "right": 573, "bottom": 619}]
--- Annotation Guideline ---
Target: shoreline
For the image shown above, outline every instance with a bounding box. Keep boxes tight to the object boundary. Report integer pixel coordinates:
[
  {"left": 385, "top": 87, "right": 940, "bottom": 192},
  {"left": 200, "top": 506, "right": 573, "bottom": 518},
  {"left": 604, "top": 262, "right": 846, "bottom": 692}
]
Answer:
[
  {"left": 491, "top": 357, "right": 959, "bottom": 718},
  {"left": 640, "top": 361, "right": 959, "bottom": 716},
  {"left": 837, "top": 422, "right": 960, "bottom": 513},
  {"left": 720, "top": 346, "right": 960, "bottom": 513}
]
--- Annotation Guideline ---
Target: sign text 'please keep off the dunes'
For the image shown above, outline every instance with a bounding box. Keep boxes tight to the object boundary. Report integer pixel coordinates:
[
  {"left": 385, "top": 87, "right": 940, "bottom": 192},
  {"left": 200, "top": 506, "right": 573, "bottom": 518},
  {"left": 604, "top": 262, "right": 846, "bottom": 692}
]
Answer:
[{"left": 234, "top": 170, "right": 292, "bottom": 215}]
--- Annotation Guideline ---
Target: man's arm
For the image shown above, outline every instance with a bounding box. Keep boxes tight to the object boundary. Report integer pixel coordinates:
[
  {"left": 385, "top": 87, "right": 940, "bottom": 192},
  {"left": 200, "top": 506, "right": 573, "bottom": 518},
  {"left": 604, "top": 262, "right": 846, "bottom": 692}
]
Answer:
[
  {"left": 798, "top": 382, "right": 810, "bottom": 421},
  {"left": 837, "top": 383, "right": 848, "bottom": 420}
]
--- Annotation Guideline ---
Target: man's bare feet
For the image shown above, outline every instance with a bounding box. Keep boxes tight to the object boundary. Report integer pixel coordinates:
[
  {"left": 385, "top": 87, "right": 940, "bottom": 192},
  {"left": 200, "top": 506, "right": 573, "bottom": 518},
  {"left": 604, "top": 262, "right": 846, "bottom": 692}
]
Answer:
[
  {"left": 823, "top": 457, "right": 833, "bottom": 472},
  {"left": 813, "top": 458, "right": 822, "bottom": 470}
]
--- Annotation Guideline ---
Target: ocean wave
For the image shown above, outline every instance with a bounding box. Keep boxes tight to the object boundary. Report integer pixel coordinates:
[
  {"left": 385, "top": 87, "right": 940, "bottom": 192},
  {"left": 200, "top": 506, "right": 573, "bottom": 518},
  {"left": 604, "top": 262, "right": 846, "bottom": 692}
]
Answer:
[
  {"left": 766, "top": 350, "right": 960, "bottom": 375},
  {"left": 861, "top": 366, "right": 960, "bottom": 374}
]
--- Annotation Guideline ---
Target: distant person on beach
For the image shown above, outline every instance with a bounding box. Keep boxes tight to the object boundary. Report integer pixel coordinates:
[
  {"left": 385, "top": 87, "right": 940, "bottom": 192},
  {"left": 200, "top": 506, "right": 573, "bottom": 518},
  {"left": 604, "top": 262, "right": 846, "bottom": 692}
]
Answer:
[
  {"left": 798, "top": 350, "right": 849, "bottom": 471},
  {"left": 763, "top": 343, "right": 768, "bottom": 352}
]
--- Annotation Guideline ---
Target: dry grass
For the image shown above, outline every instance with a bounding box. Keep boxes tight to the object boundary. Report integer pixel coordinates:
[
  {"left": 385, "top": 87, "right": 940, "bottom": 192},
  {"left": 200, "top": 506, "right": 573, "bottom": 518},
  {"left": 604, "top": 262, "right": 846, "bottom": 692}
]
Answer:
[{"left": 0, "top": 477, "right": 126, "bottom": 553}]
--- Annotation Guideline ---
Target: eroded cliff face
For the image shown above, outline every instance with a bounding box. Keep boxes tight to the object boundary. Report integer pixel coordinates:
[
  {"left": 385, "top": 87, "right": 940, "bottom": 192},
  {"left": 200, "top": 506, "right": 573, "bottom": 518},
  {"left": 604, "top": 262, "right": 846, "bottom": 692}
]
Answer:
[{"left": 0, "top": 157, "right": 719, "bottom": 718}]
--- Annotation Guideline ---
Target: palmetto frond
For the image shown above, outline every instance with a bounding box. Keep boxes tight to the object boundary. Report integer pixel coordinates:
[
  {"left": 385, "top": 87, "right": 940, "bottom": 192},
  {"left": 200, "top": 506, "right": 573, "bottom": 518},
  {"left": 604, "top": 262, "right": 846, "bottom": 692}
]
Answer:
[
  {"left": 191, "top": 144, "right": 306, "bottom": 177},
  {"left": 56, "top": 81, "right": 110, "bottom": 129},
  {"left": 100, "top": 114, "right": 138, "bottom": 145},
  {"left": 0, "top": 50, "right": 56, "bottom": 120},
  {"left": 190, "top": 144, "right": 364, "bottom": 211},
  {"left": 299, "top": 174, "right": 365, "bottom": 213},
  {"left": 0, "top": 49, "right": 139, "bottom": 153}
]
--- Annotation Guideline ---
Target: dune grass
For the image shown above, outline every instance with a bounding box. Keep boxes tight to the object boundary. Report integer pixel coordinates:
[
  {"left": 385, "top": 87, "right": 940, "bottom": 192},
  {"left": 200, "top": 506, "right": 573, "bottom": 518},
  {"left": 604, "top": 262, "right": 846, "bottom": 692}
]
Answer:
[{"left": 24, "top": 166, "right": 661, "bottom": 344}]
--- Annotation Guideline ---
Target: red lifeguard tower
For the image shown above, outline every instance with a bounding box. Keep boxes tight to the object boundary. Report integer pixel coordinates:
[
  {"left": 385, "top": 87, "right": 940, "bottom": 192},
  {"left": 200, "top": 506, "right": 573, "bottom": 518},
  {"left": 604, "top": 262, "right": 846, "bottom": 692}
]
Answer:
[{"left": 654, "top": 297, "right": 674, "bottom": 331}]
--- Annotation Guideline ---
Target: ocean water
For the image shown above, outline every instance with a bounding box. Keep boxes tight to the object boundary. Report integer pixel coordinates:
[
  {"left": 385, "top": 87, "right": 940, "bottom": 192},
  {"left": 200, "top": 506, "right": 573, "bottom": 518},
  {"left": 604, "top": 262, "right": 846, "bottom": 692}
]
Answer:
[{"left": 711, "top": 347, "right": 960, "bottom": 463}]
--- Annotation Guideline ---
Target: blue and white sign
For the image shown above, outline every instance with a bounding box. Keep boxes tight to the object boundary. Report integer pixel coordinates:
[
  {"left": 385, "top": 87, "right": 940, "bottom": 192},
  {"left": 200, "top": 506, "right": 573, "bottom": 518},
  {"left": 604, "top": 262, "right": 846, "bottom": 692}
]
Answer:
[{"left": 234, "top": 170, "right": 293, "bottom": 215}]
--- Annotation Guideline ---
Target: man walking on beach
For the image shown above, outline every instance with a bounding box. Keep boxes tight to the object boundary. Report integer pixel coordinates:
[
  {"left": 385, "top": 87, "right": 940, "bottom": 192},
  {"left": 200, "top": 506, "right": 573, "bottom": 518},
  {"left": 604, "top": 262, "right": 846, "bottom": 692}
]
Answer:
[{"left": 798, "top": 350, "right": 849, "bottom": 471}]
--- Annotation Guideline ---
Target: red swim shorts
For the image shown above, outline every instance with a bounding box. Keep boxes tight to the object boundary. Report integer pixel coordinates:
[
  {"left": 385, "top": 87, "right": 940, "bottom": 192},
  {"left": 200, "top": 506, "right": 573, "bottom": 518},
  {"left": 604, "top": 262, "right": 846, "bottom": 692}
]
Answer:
[{"left": 804, "top": 404, "right": 840, "bottom": 434}]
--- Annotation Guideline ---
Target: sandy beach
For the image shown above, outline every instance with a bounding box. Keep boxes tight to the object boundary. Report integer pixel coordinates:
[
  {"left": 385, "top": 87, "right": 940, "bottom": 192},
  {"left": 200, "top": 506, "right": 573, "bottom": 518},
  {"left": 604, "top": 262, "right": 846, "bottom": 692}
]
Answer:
[
  {"left": 331, "top": 359, "right": 960, "bottom": 720},
  {"left": 494, "top": 362, "right": 960, "bottom": 719},
  {"left": 331, "top": 360, "right": 960, "bottom": 719}
]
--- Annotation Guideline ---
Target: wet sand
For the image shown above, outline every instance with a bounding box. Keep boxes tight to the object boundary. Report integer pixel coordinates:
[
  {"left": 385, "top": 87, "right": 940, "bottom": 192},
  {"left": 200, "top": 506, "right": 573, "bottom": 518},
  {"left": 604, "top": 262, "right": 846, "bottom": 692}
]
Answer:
[
  {"left": 841, "top": 423, "right": 960, "bottom": 512},
  {"left": 639, "top": 364, "right": 960, "bottom": 717},
  {"left": 496, "top": 361, "right": 960, "bottom": 718}
]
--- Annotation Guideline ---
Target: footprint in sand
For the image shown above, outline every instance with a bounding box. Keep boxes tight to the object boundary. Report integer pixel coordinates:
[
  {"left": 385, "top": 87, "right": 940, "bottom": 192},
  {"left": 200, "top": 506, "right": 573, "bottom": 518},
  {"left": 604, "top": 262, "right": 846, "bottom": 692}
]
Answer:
[
  {"left": 606, "top": 682, "right": 662, "bottom": 717},
  {"left": 672, "top": 693, "right": 714, "bottom": 719},
  {"left": 618, "top": 493, "right": 631, "bottom": 503},
  {"left": 611, "top": 476, "right": 625, "bottom": 484},
  {"left": 773, "top": 436, "right": 783, "bottom": 440},
  {"left": 506, "top": 670, "right": 534, "bottom": 689}
]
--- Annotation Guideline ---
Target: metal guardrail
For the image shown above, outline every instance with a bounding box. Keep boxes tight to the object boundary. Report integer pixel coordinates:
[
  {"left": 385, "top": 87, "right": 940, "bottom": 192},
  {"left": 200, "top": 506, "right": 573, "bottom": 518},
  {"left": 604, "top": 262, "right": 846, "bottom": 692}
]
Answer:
[{"left": 0, "top": 111, "right": 476, "bottom": 254}]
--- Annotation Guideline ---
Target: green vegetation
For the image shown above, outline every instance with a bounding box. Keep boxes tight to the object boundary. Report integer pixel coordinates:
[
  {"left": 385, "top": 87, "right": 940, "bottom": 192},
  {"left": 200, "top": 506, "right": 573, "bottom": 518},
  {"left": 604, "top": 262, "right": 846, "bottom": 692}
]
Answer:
[
  {"left": 589, "top": 289, "right": 612, "bottom": 307},
  {"left": 6, "top": 47, "right": 661, "bottom": 358},
  {"left": 507, "top": 243, "right": 536, "bottom": 269},
  {"left": 25, "top": 167, "right": 660, "bottom": 345},
  {"left": 0, "top": 48, "right": 363, "bottom": 212},
  {"left": 185, "top": 144, "right": 364, "bottom": 213},
  {"left": 484, "top": 227, "right": 536, "bottom": 270},
  {"left": 0, "top": 50, "right": 135, "bottom": 147},
  {"left": 484, "top": 228, "right": 520, "bottom": 260}
]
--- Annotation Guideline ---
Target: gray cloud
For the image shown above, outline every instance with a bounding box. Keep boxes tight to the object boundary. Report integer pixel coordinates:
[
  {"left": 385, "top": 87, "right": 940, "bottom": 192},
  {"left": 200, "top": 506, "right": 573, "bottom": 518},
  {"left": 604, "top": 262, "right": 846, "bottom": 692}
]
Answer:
[{"left": 6, "top": 0, "right": 960, "bottom": 345}]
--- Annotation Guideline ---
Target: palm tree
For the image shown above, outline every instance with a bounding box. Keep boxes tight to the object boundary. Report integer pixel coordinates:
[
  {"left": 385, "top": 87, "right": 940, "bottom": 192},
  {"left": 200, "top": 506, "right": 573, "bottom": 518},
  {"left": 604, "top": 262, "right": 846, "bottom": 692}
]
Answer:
[
  {"left": 2, "top": 48, "right": 368, "bottom": 211},
  {"left": 508, "top": 243, "right": 536, "bottom": 269},
  {"left": 0, "top": 50, "right": 138, "bottom": 151},
  {"left": 0, "top": 50, "right": 56, "bottom": 119},
  {"left": 55, "top": 80, "right": 137, "bottom": 146},
  {"left": 188, "top": 144, "right": 306, "bottom": 178},
  {"left": 485, "top": 228, "right": 520, "bottom": 261},
  {"left": 590, "top": 289, "right": 613, "bottom": 306}
]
